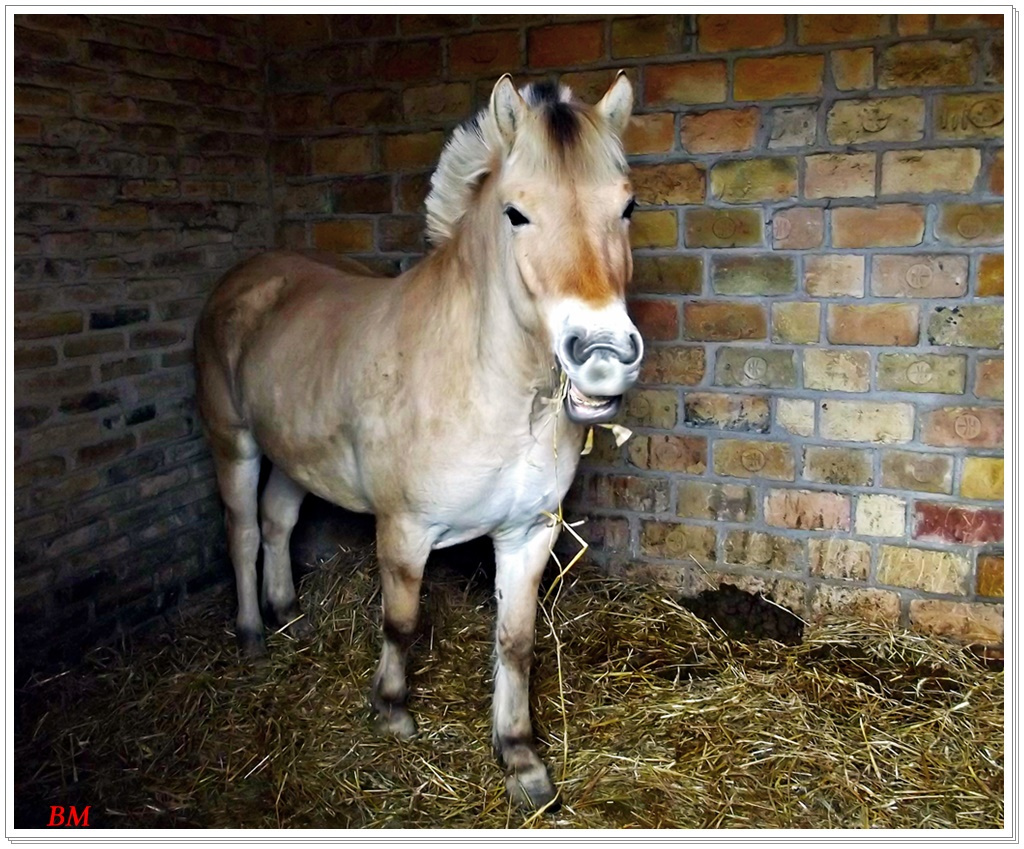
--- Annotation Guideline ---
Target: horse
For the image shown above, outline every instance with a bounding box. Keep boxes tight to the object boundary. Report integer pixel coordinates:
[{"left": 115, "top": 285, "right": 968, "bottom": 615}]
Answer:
[{"left": 194, "top": 72, "right": 643, "bottom": 809}]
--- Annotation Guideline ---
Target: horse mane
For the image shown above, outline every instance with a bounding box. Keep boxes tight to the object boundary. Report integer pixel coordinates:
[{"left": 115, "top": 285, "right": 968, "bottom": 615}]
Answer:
[{"left": 424, "top": 81, "right": 626, "bottom": 247}]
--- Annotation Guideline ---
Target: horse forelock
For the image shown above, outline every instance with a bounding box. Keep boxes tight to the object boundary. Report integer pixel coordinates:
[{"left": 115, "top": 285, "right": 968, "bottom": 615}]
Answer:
[{"left": 425, "top": 82, "right": 627, "bottom": 247}]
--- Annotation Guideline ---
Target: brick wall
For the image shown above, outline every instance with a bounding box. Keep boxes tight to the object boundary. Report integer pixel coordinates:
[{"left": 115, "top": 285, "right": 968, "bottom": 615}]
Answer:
[
  {"left": 265, "top": 13, "right": 1004, "bottom": 646},
  {"left": 13, "top": 14, "right": 270, "bottom": 674}
]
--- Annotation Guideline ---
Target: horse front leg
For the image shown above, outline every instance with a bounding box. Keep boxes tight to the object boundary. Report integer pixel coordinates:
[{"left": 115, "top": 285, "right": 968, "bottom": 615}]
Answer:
[
  {"left": 492, "top": 523, "right": 560, "bottom": 809},
  {"left": 372, "top": 517, "right": 431, "bottom": 739}
]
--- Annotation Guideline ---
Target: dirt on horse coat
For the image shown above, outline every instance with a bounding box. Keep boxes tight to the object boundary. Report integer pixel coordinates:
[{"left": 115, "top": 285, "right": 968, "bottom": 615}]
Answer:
[{"left": 195, "top": 73, "right": 642, "bottom": 809}]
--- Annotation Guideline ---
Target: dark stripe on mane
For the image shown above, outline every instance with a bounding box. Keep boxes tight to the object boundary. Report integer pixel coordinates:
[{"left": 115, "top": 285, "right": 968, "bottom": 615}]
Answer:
[{"left": 523, "top": 81, "right": 581, "bottom": 150}]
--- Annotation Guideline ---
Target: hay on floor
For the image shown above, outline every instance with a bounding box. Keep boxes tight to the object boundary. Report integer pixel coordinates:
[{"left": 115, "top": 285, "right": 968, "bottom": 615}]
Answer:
[{"left": 15, "top": 544, "right": 1003, "bottom": 829}]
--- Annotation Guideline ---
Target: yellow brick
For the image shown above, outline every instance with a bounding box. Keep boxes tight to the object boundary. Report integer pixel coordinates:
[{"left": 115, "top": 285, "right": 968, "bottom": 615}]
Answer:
[
  {"left": 880, "top": 148, "right": 981, "bottom": 195},
  {"left": 680, "top": 107, "right": 759, "bottom": 154},
  {"left": 313, "top": 219, "right": 374, "bottom": 253},
  {"left": 311, "top": 135, "right": 374, "bottom": 175},
  {"left": 382, "top": 131, "right": 444, "bottom": 171},
  {"left": 772, "top": 302, "right": 820, "bottom": 344},
  {"left": 827, "top": 96, "right": 925, "bottom": 145},
  {"left": 734, "top": 54, "right": 824, "bottom": 101},
  {"left": 832, "top": 205, "right": 925, "bottom": 248},
  {"left": 977, "top": 254, "right": 1004, "bottom": 296},
  {"left": 934, "top": 94, "right": 1004, "bottom": 140},
  {"left": 832, "top": 48, "right": 874, "bottom": 90},
  {"left": 646, "top": 61, "right": 727, "bottom": 106},
  {"left": 804, "top": 255, "right": 865, "bottom": 298},
  {"left": 805, "top": 153, "right": 876, "bottom": 199},
  {"left": 976, "top": 555, "right": 1003, "bottom": 598},
  {"left": 798, "top": 14, "right": 889, "bottom": 44},
  {"left": 961, "top": 457, "right": 1003, "bottom": 500},
  {"left": 897, "top": 14, "right": 930, "bottom": 36},
  {"left": 630, "top": 210, "right": 677, "bottom": 248},
  {"left": 698, "top": 14, "right": 786, "bottom": 52},
  {"left": 880, "top": 39, "right": 976, "bottom": 88}
]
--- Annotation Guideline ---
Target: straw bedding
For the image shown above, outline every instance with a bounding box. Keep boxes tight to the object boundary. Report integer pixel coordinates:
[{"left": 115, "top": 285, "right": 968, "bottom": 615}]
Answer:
[{"left": 15, "top": 542, "right": 1003, "bottom": 829}]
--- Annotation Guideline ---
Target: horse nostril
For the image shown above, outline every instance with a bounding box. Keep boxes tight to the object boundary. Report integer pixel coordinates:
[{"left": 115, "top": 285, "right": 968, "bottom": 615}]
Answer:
[
  {"left": 625, "top": 331, "right": 643, "bottom": 366},
  {"left": 568, "top": 334, "right": 587, "bottom": 366}
]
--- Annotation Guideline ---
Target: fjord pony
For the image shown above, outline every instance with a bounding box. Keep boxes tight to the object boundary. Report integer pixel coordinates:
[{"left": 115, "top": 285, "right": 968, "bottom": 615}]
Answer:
[{"left": 195, "top": 73, "right": 642, "bottom": 808}]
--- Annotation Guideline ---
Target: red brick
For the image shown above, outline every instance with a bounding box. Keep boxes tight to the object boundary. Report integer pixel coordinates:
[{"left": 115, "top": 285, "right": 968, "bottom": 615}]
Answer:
[
  {"left": 921, "top": 407, "right": 1003, "bottom": 448},
  {"left": 914, "top": 502, "right": 1003, "bottom": 545},
  {"left": 612, "top": 16, "right": 683, "bottom": 58},
  {"left": 628, "top": 299, "right": 678, "bottom": 341},
  {"left": 832, "top": 205, "right": 925, "bottom": 248},
  {"left": 680, "top": 108, "right": 759, "bottom": 154},
  {"left": 623, "top": 113, "right": 675, "bottom": 155},
  {"left": 698, "top": 14, "right": 785, "bottom": 52},
  {"left": 529, "top": 22, "right": 604, "bottom": 68},
  {"left": 374, "top": 39, "right": 441, "bottom": 82},
  {"left": 974, "top": 359, "right": 1003, "bottom": 400},
  {"left": 827, "top": 304, "right": 919, "bottom": 346},
  {"left": 330, "top": 90, "right": 400, "bottom": 128},
  {"left": 798, "top": 14, "right": 889, "bottom": 44},
  {"left": 628, "top": 435, "right": 707, "bottom": 474},
  {"left": 734, "top": 54, "right": 824, "bottom": 101},
  {"left": 764, "top": 489, "right": 851, "bottom": 531},
  {"left": 449, "top": 31, "right": 521, "bottom": 76}
]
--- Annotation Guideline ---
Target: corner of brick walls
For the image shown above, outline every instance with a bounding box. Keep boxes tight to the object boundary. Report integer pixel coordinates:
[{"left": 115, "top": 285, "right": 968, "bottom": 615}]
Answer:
[
  {"left": 13, "top": 13, "right": 271, "bottom": 675},
  {"left": 264, "top": 13, "right": 1004, "bottom": 646}
]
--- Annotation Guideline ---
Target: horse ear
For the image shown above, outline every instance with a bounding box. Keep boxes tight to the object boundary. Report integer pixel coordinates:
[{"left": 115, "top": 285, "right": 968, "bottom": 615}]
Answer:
[
  {"left": 490, "top": 74, "right": 525, "bottom": 146},
  {"left": 596, "top": 70, "right": 633, "bottom": 137}
]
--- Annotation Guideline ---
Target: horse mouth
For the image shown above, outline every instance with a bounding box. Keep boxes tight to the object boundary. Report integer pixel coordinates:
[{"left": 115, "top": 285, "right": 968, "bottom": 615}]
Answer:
[{"left": 564, "top": 383, "right": 622, "bottom": 424}]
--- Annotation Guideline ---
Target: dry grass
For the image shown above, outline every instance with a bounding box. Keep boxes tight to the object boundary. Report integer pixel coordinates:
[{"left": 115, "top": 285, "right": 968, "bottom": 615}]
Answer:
[{"left": 15, "top": 543, "right": 1003, "bottom": 829}]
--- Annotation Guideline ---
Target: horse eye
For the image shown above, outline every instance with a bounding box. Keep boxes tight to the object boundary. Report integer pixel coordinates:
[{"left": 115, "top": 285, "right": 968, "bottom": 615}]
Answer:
[
  {"left": 504, "top": 206, "right": 530, "bottom": 227},
  {"left": 622, "top": 198, "right": 636, "bottom": 220}
]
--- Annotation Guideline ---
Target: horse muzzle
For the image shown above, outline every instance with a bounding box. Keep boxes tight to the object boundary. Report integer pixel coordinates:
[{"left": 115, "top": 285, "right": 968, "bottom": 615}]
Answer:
[{"left": 558, "top": 327, "right": 643, "bottom": 425}]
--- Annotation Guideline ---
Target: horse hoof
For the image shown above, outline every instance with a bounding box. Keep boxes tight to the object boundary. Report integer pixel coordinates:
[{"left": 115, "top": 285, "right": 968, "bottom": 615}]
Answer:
[
  {"left": 375, "top": 705, "right": 418, "bottom": 739},
  {"left": 506, "top": 764, "right": 558, "bottom": 811},
  {"left": 286, "top": 614, "right": 314, "bottom": 640},
  {"left": 237, "top": 630, "right": 267, "bottom": 660}
]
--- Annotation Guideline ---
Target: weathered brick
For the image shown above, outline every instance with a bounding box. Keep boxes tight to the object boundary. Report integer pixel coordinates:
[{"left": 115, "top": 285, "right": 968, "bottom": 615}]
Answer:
[
  {"left": 698, "top": 14, "right": 785, "bottom": 51},
  {"left": 771, "top": 207, "right": 823, "bottom": 249},
  {"left": 612, "top": 16, "right": 683, "bottom": 58},
  {"left": 628, "top": 434, "right": 707, "bottom": 474},
  {"left": 311, "top": 136, "right": 374, "bottom": 175},
  {"left": 734, "top": 54, "right": 824, "bottom": 101},
  {"left": 897, "top": 14, "right": 930, "bottom": 36},
  {"left": 798, "top": 14, "right": 889, "bottom": 44},
  {"left": 684, "top": 392, "right": 770, "bottom": 433},
  {"left": 909, "top": 600, "right": 1002, "bottom": 645},
  {"left": 769, "top": 105, "right": 817, "bottom": 150},
  {"left": 935, "top": 13, "right": 1004, "bottom": 29},
  {"left": 805, "top": 153, "right": 876, "bottom": 199},
  {"left": 683, "top": 301, "right": 767, "bottom": 342},
  {"left": 880, "top": 39, "right": 976, "bottom": 88},
  {"left": 804, "top": 446, "right": 873, "bottom": 486},
  {"left": 804, "top": 255, "right": 864, "bottom": 298},
  {"left": 15, "top": 312, "right": 83, "bottom": 340},
  {"left": 646, "top": 61, "right": 728, "bottom": 106},
  {"left": 623, "top": 113, "right": 675, "bottom": 155},
  {"left": 529, "top": 22, "right": 604, "bottom": 68},
  {"left": 677, "top": 480, "right": 754, "bottom": 522},
  {"left": 587, "top": 475, "right": 670, "bottom": 513},
  {"left": 976, "top": 554, "right": 1003, "bottom": 598},
  {"left": 812, "top": 587, "right": 901, "bottom": 627},
  {"left": 877, "top": 353, "right": 967, "bottom": 394},
  {"left": 312, "top": 220, "right": 374, "bottom": 253},
  {"left": 714, "top": 439, "right": 795, "bottom": 481},
  {"left": 17, "top": 366, "right": 92, "bottom": 397},
  {"left": 623, "top": 389, "right": 678, "bottom": 429},
  {"left": 632, "top": 162, "right": 705, "bottom": 206},
  {"left": 382, "top": 131, "right": 444, "bottom": 172},
  {"left": 936, "top": 204, "right": 1003, "bottom": 247},
  {"left": 641, "top": 521, "right": 717, "bottom": 562},
  {"left": 712, "top": 255, "right": 796, "bottom": 296},
  {"left": 680, "top": 107, "right": 759, "bottom": 154},
  {"left": 723, "top": 530, "right": 803, "bottom": 572},
  {"left": 772, "top": 302, "right": 819, "bottom": 344},
  {"left": 15, "top": 83, "right": 71, "bottom": 115},
  {"left": 879, "top": 545, "right": 970, "bottom": 594},
  {"left": 378, "top": 215, "right": 424, "bottom": 253},
  {"left": 399, "top": 13, "right": 469, "bottom": 35},
  {"left": 832, "top": 205, "right": 925, "bottom": 248},
  {"left": 989, "top": 149, "right": 1004, "bottom": 196},
  {"left": 855, "top": 494, "right": 906, "bottom": 537},
  {"left": 270, "top": 93, "right": 328, "bottom": 133},
  {"left": 776, "top": 398, "right": 814, "bottom": 437},
  {"left": 921, "top": 407, "right": 1002, "bottom": 448},
  {"left": 881, "top": 148, "right": 982, "bottom": 195},
  {"left": 934, "top": 94, "right": 1004, "bottom": 141},
  {"left": 396, "top": 172, "right": 431, "bottom": 214},
  {"left": 820, "top": 400, "right": 914, "bottom": 443},
  {"left": 881, "top": 450, "right": 953, "bottom": 495},
  {"left": 765, "top": 489, "right": 850, "bottom": 531},
  {"left": 827, "top": 96, "right": 925, "bottom": 144},
  {"left": 715, "top": 347, "right": 796, "bottom": 388},
  {"left": 832, "top": 47, "right": 874, "bottom": 90},
  {"left": 961, "top": 457, "right": 1003, "bottom": 501},
  {"left": 640, "top": 345, "right": 705, "bottom": 385},
  {"left": 265, "top": 14, "right": 330, "bottom": 49},
  {"left": 809, "top": 538, "right": 871, "bottom": 581},
  {"left": 14, "top": 456, "right": 66, "bottom": 488},
  {"left": 710, "top": 157, "right": 797, "bottom": 204},
  {"left": 449, "top": 31, "right": 521, "bottom": 76},
  {"left": 684, "top": 208, "right": 762, "bottom": 249},
  {"left": 632, "top": 256, "right": 702, "bottom": 294},
  {"left": 628, "top": 299, "right": 678, "bottom": 341},
  {"left": 803, "top": 349, "right": 870, "bottom": 393},
  {"left": 914, "top": 502, "right": 1002, "bottom": 545},
  {"left": 827, "top": 304, "right": 919, "bottom": 346},
  {"left": 871, "top": 255, "right": 968, "bottom": 298},
  {"left": 76, "top": 434, "right": 136, "bottom": 468},
  {"left": 927, "top": 305, "right": 1002, "bottom": 349},
  {"left": 374, "top": 39, "right": 441, "bottom": 83},
  {"left": 974, "top": 358, "right": 1003, "bottom": 400},
  {"left": 630, "top": 210, "right": 678, "bottom": 248}
]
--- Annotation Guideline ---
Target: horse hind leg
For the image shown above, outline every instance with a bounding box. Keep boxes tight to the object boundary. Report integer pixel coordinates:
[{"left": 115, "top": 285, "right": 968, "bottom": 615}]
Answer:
[
  {"left": 211, "top": 440, "right": 265, "bottom": 658},
  {"left": 371, "top": 517, "right": 431, "bottom": 739},
  {"left": 259, "top": 466, "right": 312, "bottom": 639}
]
